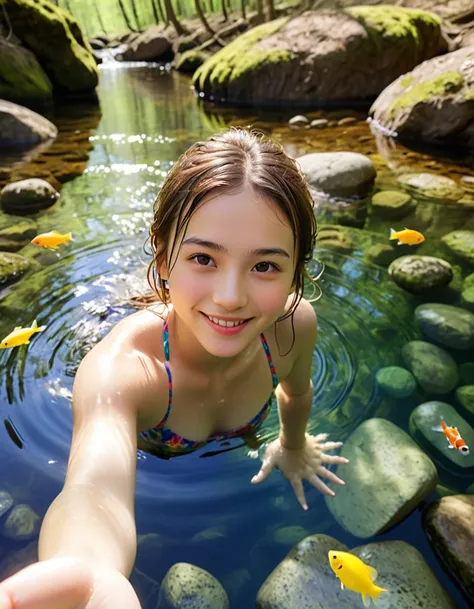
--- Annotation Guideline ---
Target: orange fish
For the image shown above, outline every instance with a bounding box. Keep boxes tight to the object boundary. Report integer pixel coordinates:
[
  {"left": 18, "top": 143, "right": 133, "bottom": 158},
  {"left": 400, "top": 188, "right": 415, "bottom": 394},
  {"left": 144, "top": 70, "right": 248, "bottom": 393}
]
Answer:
[
  {"left": 433, "top": 420, "right": 470, "bottom": 456},
  {"left": 389, "top": 228, "right": 425, "bottom": 246},
  {"left": 31, "top": 231, "right": 72, "bottom": 250}
]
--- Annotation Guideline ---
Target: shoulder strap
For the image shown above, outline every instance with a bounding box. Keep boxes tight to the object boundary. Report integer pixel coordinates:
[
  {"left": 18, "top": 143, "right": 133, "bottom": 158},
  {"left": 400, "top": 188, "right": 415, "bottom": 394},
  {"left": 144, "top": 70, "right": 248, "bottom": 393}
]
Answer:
[
  {"left": 260, "top": 333, "right": 279, "bottom": 389},
  {"left": 153, "top": 321, "right": 172, "bottom": 429}
]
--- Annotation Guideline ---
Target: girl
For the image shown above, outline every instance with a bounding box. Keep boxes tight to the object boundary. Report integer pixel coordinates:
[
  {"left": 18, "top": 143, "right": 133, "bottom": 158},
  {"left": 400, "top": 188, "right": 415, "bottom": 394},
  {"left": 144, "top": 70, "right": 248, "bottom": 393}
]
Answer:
[{"left": 0, "top": 128, "right": 347, "bottom": 609}]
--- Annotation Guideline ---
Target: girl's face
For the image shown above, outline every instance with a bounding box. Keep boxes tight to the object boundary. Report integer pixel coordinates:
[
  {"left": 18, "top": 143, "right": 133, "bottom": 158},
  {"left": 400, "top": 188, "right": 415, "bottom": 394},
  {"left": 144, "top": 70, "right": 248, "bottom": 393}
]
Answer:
[{"left": 161, "top": 185, "right": 296, "bottom": 358}]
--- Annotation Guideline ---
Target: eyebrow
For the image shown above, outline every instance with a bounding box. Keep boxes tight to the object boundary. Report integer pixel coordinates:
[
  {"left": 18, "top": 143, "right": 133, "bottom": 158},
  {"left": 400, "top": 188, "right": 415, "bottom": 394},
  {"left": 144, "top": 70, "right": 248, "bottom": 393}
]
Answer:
[{"left": 182, "top": 237, "right": 290, "bottom": 258}]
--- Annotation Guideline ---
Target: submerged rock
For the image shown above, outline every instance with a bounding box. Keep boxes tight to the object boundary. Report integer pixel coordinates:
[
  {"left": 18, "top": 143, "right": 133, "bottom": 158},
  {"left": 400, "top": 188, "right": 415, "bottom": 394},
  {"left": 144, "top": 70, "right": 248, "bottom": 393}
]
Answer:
[
  {"left": 0, "top": 100, "right": 57, "bottom": 148},
  {"left": 157, "top": 563, "right": 229, "bottom": 609},
  {"left": 402, "top": 340, "right": 459, "bottom": 394},
  {"left": 396, "top": 173, "right": 465, "bottom": 202},
  {"left": 365, "top": 243, "right": 399, "bottom": 266},
  {"left": 409, "top": 401, "right": 474, "bottom": 475},
  {"left": 325, "top": 418, "right": 438, "bottom": 538},
  {"left": 0, "top": 219, "right": 37, "bottom": 252},
  {"left": 423, "top": 495, "right": 474, "bottom": 604},
  {"left": 441, "top": 230, "right": 474, "bottom": 264},
  {"left": 375, "top": 365, "right": 417, "bottom": 398},
  {"left": 0, "top": 178, "right": 59, "bottom": 214},
  {"left": 371, "top": 190, "right": 413, "bottom": 219},
  {"left": 0, "top": 251, "right": 32, "bottom": 289},
  {"left": 415, "top": 303, "right": 474, "bottom": 350},
  {"left": 3, "top": 504, "right": 40, "bottom": 540},
  {"left": 370, "top": 46, "right": 474, "bottom": 149},
  {"left": 388, "top": 256, "right": 453, "bottom": 293}
]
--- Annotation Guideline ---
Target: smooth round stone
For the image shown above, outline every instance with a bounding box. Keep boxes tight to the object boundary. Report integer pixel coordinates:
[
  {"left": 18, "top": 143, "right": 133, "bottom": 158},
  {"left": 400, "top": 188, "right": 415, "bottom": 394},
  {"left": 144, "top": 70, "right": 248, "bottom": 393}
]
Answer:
[
  {"left": 365, "top": 243, "right": 399, "bottom": 266},
  {"left": 289, "top": 115, "right": 309, "bottom": 127},
  {"left": 397, "top": 173, "right": 465, "bottom": 201},
  {"left": 0, "top": 178, "right": 60, "bottom": 214},
  {"left": 388, "top": 256, "right": 453, "bottom": 293},
  {"left": 409, "top": 401, "right": 474, "bottom": 474},
  {"left": 3, "top": 504, "right": 40, "bottom": 541},
  {"left": 371, "top": 190, "right": 413, "bottom": 219},
  {"left": 376, "top": 366, "right": 417, "bottom": 398},
  {"left": 310, "top": 118, "right": 328, "bottom": 129},
  {"left": 415, "top": 303, "right": 474, "bottom": 350},
  {"left": 401, "top": 341, "right": 459, "bottom": 394},
  {"left": 157, "top": 563, "right": 229, "bottom": 609},
  {"left": 441, "top": 230, "right": 474, "bottom": 265},
  {"left": 456, "top": 386, "right": 474, "bottom": 416}
]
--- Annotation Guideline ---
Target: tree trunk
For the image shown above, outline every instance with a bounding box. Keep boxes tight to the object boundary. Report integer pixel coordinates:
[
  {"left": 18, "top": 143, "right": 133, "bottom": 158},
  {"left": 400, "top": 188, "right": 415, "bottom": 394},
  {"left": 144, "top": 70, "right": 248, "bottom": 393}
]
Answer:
[
  {"left": 208, "top": 0, "right": 214, "bottom": 12},
  {"left": 117, "top": 0, "right": 137, "bottom": 31},
  {"left": 163, "top": 0, "right": 187, "bottom": 35},
  {"left": 156, "top": 0, "right": 168, "bottom": 25},
  {"left": 221, "top": 0, "right": 228, "bottom": 22},
  {"left": 240, "top": 0, "right": 246, "bottom": 20},
  {"left": 195, "top": 0, "right": 217, "bottom": 37},
  {"left": 255, "top": 0, "right": 264, "bottom": 24},
  {"left": 264, "top": 0, "right": 275, "bottom": 22}
]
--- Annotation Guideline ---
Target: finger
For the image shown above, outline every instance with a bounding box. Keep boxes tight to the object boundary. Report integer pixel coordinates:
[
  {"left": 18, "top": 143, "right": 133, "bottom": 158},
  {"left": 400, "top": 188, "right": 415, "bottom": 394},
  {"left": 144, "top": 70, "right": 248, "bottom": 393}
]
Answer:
[
  {"left": 290, "top": 478, "right": 308, "bottom": 511},
  {"left": 317, "top": 466, "right": 346, "bottom": 486},
  {"left": 251, "top": 460, "right": 274, "bottom": 484},
  {"left": 312, "top": 433, "right": 328, "bottom": 443},
  {"left": 308, "top": 474, "right": 336, "bottom": 497},
  {"left": 0, "top": 558, "right": 92, "bottom": 609},
  {"left": 321, "top": 441, "right": 343, "bottom": 451},
  {"left": 321, "top": 453, "right": 349, "bottom": 465}
]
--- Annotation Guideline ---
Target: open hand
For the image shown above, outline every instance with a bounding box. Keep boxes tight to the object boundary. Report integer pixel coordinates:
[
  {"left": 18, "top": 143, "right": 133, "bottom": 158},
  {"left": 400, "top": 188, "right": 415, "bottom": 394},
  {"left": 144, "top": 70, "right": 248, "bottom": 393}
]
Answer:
[{"left": 251, "top": 433, "right": 349, "bottom": 510}]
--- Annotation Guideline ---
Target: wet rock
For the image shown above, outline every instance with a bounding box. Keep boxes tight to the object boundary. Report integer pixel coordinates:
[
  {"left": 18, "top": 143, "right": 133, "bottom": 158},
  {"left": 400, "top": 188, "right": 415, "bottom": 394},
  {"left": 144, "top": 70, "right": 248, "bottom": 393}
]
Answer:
[
  {"left": 192, "top": 525, "right": 226, "bottom": 543},
  {"left": 157, "top": 562, "right": 229, "bottom": 609},
  {"left": 409, "top": 401, "right": 474, "bottom": 475},
  {"left": 194, "top": 7, "right": 446, "bottom": 104},
  {"left": 0, "top": 219, "right": 37, "bottom": 252},
  {"left": 175, "top": 50, "right": 208, "bottom": 74},
  {"left": 0, "top": 100, "right": 57, "bottom": 148},
  {"left": 297, "top": 152, "right": 376, "bottom": 198},
  {"left": 402, "top": 340, "right": 459, "bottom": 394},
  {"left": 396, "top": 173, "right": 465, "bottom": 202},
  {"left": 370, "top": 46, "right": 474, "bottom": 149},
  {"left": 371, "top": 190, "right": 413, "bottom": 219},
  {"left": 388, "top": 256, "right": 453, "bottom": 293},
  {"left": 375, "top": 366, "right": 417, "bottom": 398},
  {"left": 3, "top": 504, "right": 40, "bottom": 540},
  {"left": 310, "top": 119, "right": 328, "bottom": 129},
  {"left": 256, "top": 534, "right": 354, "bottom": 609},
  {"left": 461, "top": 286, "right": 474, "bottom": 311},
  {"left": 337, "top": 117, "right": 357, "bottom": 126},
  {"left": 0, "top": 490, "right": 14, "bottom": 518},
  {"left": 317, "top": 228, "right": 353, "bottom": 253},
  {"left": 121, "top": 25, "right": 171, "bottom": 61},
  {"left": 0, "top": 178, "right": 59, "bottom": 214},
  {"left": 0, "top": 251, "right": 32, "bottom": 289},
  {"left": 423, "top": 495, "right": 474, "bottom": 603},
  {"left": 456, "top": 386, "right": 474, "bottom": 417},
  {"left": 289, "top": 115, "right": 309, "bottom": 128},
  {"left": 415, "top": 303, "right": 474, "bottom": 350},
  {"left": 325, "top": 418, "right": 437, "bottom": 537},
  {"left": 441, "top": 230, "right": 474, "bottom": 264},
  {"left": 351, "top": 540, "right": 456, "bottom": 608},
  {"left": 365, "top": 243, "right": 398, "bottom": 266}
]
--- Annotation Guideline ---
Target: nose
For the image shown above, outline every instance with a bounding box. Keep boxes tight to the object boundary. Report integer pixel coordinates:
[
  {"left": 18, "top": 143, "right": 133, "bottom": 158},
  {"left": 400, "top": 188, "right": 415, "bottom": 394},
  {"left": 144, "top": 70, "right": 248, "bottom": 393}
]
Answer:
[{"left": 212, "top": 270, "right": 248, "bottom": 311}]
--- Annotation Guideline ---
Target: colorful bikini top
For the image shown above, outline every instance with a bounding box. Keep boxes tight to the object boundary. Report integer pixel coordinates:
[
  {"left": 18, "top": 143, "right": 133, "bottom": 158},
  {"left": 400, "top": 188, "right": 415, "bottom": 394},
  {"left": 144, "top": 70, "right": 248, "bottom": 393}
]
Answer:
[{"left": 137, "top": 320, "right": 279, "bottom": 458}]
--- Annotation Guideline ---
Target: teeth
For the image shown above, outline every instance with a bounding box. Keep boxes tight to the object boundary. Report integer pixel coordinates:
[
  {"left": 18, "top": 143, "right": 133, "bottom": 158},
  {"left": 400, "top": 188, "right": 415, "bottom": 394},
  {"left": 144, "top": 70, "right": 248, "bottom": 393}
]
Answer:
[{"left": 208, "top": 316, "right": 245, "bottom": 328}]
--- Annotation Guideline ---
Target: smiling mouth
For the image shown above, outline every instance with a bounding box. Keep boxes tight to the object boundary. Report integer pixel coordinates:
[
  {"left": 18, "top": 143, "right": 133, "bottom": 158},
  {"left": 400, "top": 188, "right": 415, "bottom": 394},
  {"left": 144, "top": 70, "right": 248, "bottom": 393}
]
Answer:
[{"left": 202, "top": 313, "right": 251, "bottom": 328}]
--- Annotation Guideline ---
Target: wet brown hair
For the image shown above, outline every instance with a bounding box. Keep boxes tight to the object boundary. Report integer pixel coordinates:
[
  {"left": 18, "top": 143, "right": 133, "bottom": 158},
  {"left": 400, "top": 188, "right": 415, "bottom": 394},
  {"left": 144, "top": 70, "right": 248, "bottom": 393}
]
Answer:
[{"left": 138, "top": 127, "right": 319, "bottom": 349}]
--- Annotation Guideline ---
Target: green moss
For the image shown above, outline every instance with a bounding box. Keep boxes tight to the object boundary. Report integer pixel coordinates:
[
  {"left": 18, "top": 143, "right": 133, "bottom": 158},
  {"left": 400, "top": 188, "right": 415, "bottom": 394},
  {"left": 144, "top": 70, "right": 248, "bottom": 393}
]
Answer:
[
  {"left": 400, "top": 76, "right": 413, "bottom": 88},
  {"left": 193, "top": 17, "right": 293, "bottom": 93},
  {"left": 465, "top": 89, "right": 474, "bottom": 101},
  {"left": 0, "top": 41, "right": 53, "bottom": 103},
  {"left": 175, "top": 49, "right": 208, "bottom": 74},
  {"left": 347, "top": 5, "right": 441, "bottom": 44},
  {"left": 389, "top": 72, "right": 464, "bottom": 115}
]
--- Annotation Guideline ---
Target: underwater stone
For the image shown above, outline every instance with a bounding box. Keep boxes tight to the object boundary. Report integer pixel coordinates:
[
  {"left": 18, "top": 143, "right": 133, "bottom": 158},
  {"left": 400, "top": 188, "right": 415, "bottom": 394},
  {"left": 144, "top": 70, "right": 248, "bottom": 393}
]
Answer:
[
  {"left": 402, "top": 340, "right": 459, "bottom": 394},
  {"left": 157, "top": 563, "right": 229, "bottom": 609},
  {"left": 3, "top": 504, "right": 40, "bottom": 540},
  {"left": 0, "top": 178, "right": 59, "bottom": 214},
  {"left": 371, "top": 190, "right": 413, "bottom": 219},
  {"left": 351, "top": 540, "right": 456, "bottom": 608},
  {"left": 388, "top": 255, "right": 453, "bottom": 293},
  {"left": 365, "top": 243, "right": 398, "bottom": 266},
  {"left": 0, "top": 219, "right": 37, "bottom": 252},
  {"left": 415, "top": 303, "right": 474, "bottom": 350},
  {"left": 396, "top": 173, "right": 465, "bottom": 201},
  {"left": 441, "top": 230, "right": 474, "bottom": 265},
  {"left": 375, "top": 365, "right": 417, "bottom": 397},
  {"left": 409, "top": 401, "right": 474, "bottom": 475},
  {"left": 325, "top": 418, "right": 437, "bottom": 538},
  {"left": 456, "top": 386, "right": 474, "bottom": 416},
  {"left": 0, "top": 99, "right": 57, "bottom": 148},
  {"left": 0, "top": 490, "right": 14, "bottom": 518},
  {"left": 0, "top": 251, "right": 31, "bottom": 289},
  {"left": 423, "top": 495, "right": 474, "bottom": 603}
]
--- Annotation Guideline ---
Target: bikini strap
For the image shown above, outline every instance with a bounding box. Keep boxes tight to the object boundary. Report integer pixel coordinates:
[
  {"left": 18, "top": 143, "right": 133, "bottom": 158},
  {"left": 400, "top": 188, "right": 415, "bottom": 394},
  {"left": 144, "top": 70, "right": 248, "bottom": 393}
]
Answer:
[
  {"left": 260, "top": 333, "right": 279, "bottom": 389},
  {"left": 153, "top": 321, "right": 172, "bottom": 430}
]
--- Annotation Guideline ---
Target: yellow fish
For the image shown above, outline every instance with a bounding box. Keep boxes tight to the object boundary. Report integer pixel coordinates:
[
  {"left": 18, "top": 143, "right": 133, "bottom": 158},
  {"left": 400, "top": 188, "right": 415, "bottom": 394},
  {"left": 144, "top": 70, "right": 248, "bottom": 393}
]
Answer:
[
  {"left": 328, "top": 550, "right": 388, "bottom": 607},
  {"left": 0, "top": 320, "right": 46, "bottom": 349},
  {"left": 31, "top": 231, "right": 73, "bottom": 250},
  {"left": 389, "top": 227, "right": 425, "bottom": 246}
]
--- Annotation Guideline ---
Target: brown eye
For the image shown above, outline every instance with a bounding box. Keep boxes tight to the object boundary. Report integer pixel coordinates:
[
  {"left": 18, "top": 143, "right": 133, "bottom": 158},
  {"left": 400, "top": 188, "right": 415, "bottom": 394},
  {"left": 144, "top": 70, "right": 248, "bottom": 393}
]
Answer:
[
  {"left": 192, "top": 254, "right": 212, "bottom": 266},
  {"left": 254, "top": 261, "right": 276, "bottom": 273}
]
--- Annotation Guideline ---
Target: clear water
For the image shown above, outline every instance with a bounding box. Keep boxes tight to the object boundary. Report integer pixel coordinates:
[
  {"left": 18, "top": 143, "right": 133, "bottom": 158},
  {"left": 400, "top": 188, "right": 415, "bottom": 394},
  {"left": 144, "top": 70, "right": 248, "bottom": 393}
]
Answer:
[{"left": 0, "top": 64, "right": 472, "bottom": 607}]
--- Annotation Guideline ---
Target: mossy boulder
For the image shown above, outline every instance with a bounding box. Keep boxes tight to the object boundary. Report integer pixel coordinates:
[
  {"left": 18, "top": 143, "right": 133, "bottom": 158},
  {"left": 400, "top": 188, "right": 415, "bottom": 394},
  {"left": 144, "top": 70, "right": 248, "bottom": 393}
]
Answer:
[
  {"left": 402, "top": 341, "right": 459, "bottom": 394},
  {"left": 415, "top": 303, "right": 474, "bottom": 351},
  {"left": 370, "top": 46, "right": 474, "bottom": 148},
  {"left": 409, "top": 402, "right": 474, "bottom": 475},
  {"left": 194, "top": 7, "right": 445, "bottom": 104},
  {"left": 0, "top": 219, "right": 37, "bottom": 252},
  {"left": 0, "top": 36, "right": 53, "bottom": 104},
  {"left": 175, "top": 49, "right": 208, "bottom": 74},
  {"left": 423, "top": 495, "right": 474, "bottom": 604},
  {"left": 376, "top": 365, "right": 417, "bottom": 398},
  {"left": 388, "top": 255, "right": 453, "bottom": 294},
  {"left": 370, "top": 190, "right": 414, "bottom": 219},
  {"left": 325, "top": 418, "right": 438, "bottom": 538},
  {"left": 3, "top": 0, "right": 98, "bottom": 94},
  {"left": 0, "top": 251, "right": 32, "bottom": 289},
  {"left": 441, "top": 230, "right": 474, "bottom": 264}
]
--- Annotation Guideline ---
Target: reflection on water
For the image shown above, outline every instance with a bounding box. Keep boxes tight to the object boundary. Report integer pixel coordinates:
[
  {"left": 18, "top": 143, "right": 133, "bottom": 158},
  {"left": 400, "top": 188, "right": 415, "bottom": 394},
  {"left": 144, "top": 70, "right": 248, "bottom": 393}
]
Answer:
[{"left": 0, "top": 64, "right": 472, "bottom": 607}]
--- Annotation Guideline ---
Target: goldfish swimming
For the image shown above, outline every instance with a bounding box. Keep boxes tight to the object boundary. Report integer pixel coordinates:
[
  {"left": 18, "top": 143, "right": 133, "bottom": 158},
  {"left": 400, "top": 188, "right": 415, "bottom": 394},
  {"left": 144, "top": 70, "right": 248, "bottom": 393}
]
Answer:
[
  {"left": 328, "top": 550, "right": 388, "bottom": 607},
  {"left": 389, "top": 227, "right": 425, "bottom": 246},
  {"left": 31, "top": 231, "right": 73, "bottom": 250},
  {"left": 433, "top": 420, "right": 470, "bottom": 456},
  {"left": 0, "top": 320, "right": 46, "bottom": 349}
]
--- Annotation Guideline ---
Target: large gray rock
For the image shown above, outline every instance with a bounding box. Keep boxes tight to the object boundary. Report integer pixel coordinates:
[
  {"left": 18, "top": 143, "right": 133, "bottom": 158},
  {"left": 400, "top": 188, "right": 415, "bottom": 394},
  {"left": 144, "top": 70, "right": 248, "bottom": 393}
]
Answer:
[
  {"left": 401, "top": 340, "right": 459, "bottom": 394},
  {"left": 1, "top": 179, "right": 60, "bottom": 214},
  {"left": 194, "top": 7, "right": 446, "bottom": 104},
  {"left": 325, "top": 418, "right": 438, "bottom": 538},
  {"left": 370, "top": 46, "right": 474, "bottom": 148},
  {"left": 157, "top": 563, "right": 229, "bottom": 609},
  {"left": 297, "top": 152, "right": 376, "bottom": 197},
  {"left": 423, "top": 495, "right": 474, "bottom": 604},
  {"left": 415, "top": 303, "right": 474, "bottom": 350},
  {"left": 409, "top": 401, "right": 474, "bottom": 475},
  {"left": 0, "top": 100, "right": 57, "bottom": 148},
  {"left": 388, "top": 256, "right": 453, "bottom": 294},
  {"left": 121, "top": 25, "right": 171, "bottom": 61}
]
